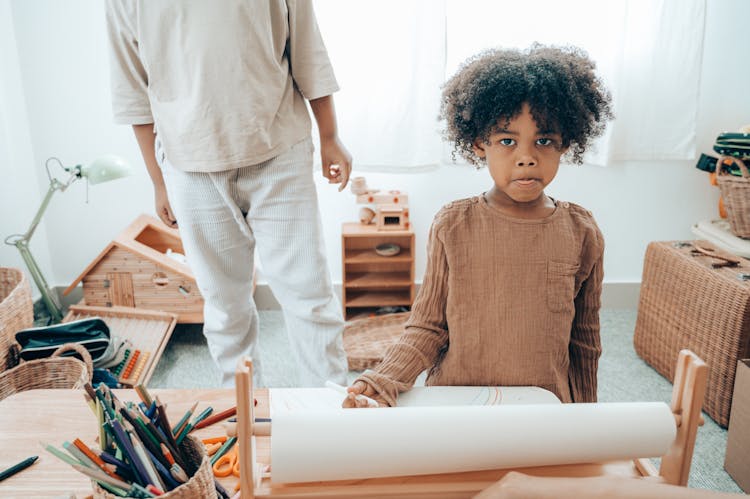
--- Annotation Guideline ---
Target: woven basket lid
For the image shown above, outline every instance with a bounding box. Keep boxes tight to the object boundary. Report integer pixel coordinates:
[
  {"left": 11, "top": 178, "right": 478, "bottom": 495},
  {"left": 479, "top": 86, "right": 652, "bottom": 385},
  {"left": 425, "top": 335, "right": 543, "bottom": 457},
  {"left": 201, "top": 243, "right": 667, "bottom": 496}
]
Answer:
[{"left": 343, "top": 312, "right": 409, "bottom": 371}]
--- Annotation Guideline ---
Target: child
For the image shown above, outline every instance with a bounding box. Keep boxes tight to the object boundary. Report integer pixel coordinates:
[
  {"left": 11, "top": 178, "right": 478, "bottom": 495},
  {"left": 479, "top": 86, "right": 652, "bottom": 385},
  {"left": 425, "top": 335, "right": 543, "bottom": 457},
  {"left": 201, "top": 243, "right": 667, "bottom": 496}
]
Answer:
[
  {"left": 105, "top": 1, "right": 351, "bottom": 388},
  {"left": 345, "top": 44, "right": 613, "bottom": 408}
]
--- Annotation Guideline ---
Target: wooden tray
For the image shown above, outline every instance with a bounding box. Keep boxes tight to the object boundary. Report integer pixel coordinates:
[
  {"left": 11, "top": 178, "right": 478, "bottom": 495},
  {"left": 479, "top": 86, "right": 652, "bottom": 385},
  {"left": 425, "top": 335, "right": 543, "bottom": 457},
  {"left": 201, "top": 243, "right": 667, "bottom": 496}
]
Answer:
[{"left": 62, "top": 304, "right": 177, "bottom": 387}]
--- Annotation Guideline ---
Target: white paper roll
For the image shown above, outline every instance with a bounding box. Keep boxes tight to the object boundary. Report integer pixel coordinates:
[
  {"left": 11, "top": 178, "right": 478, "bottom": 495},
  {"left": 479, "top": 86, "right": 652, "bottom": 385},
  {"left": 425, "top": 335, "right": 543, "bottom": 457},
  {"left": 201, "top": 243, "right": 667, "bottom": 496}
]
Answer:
[
  {"left": 271, "top": 402, "right": 675, "bottom": 483},
  {"left": 269, "top": 386, "right": 560, "bottom": 413}
]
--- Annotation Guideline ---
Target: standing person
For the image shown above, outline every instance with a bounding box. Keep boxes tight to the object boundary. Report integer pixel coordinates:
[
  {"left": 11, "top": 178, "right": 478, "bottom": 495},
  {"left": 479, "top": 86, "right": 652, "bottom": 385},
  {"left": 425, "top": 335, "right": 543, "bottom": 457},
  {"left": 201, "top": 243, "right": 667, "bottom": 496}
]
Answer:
[
  {"left": 105, "top": 0, "right": 351, "bottom": 388},
  {"left": 344, "top": 44, "right": 613, "bottom": 407}
]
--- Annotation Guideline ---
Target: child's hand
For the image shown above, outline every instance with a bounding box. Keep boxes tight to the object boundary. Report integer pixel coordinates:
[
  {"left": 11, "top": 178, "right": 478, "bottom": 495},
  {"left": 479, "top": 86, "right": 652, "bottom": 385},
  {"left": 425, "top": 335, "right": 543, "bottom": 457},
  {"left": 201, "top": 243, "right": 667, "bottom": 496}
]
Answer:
[
  {"left": 341, "top": 381, "right": 388, "bottom": 408},
  {"left": 320, "top": 136, "right": 352, "bottom": 192}
]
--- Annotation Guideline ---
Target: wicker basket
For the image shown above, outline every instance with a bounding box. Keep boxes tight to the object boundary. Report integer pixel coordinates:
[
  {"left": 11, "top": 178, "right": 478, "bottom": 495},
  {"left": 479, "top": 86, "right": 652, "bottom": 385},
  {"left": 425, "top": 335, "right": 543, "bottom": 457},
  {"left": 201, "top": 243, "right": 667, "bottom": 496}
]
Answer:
[
  {"left": 0, "top": 343, "right": 92, "bottom": 401},
  {"left": 634, "top": 241, "right": 750, "bottom": 427},
  {"left": 716, "top": 156, "right": 750, "bottom": 238},
  {"left": 343, "top": 312, "right": 409, "bottom": 371},
  {"left": 0, "top": 267, "right": 34, "bottom": 372},
  {"left": 92, "top": 435, "right": 217, "bottom": 499}
]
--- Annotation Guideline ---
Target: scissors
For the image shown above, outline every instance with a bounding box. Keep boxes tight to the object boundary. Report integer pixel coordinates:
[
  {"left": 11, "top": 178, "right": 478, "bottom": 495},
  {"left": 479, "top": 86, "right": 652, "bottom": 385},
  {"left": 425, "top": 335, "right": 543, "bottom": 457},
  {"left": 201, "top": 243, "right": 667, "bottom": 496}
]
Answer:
[{"left": 212, "top": 442, "right": 240, "bottom": 478}]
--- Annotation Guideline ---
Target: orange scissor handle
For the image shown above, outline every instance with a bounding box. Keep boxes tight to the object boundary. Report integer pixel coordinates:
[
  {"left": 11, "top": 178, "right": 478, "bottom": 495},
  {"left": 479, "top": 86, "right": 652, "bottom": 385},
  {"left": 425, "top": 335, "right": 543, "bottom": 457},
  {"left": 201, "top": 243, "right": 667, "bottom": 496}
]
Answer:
[
  {"left": 212, "top": 443, "right": 239, "bottom": 478},
  {"left": 232, "top": 456, "right": 241, "bottom": 477}
]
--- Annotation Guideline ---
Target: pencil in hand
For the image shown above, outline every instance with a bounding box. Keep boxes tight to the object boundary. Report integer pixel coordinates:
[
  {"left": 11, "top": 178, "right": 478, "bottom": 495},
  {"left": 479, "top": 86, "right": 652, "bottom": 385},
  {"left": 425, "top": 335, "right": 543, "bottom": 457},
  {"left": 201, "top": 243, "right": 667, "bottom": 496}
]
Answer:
[{"left": 325, "top": 381, "right": 380, "bottom": 408}]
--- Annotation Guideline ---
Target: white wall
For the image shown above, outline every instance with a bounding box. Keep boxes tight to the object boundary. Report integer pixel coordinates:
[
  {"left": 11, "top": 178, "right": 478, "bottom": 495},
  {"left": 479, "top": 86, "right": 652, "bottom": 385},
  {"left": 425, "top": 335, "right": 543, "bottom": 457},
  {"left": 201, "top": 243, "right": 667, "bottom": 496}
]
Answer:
[
  {"left": 0, "top": 0, "right": 53, "bottom": 299},
  {"left": 2, "top": 0, "right": 748, "bottom": 298}
]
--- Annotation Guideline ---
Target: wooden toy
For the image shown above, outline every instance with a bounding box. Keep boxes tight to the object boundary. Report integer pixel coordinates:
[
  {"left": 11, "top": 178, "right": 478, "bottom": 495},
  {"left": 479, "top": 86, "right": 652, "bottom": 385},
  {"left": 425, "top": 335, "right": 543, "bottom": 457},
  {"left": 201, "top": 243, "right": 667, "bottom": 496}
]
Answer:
[
  {"left": 376, "top": 203, "right": 409, "bottom": 231},
  {"left": 63, "top": 214, "right": 204, "bottom": 323},
  {"left": 234, "top": 349, "right": 707, "bottom": 497},
  {"left": 350, "top": 177, "right": 410, "bottom": 231},
  {"left": 62, "top": 304, "right": 176, "bottom": 387}
]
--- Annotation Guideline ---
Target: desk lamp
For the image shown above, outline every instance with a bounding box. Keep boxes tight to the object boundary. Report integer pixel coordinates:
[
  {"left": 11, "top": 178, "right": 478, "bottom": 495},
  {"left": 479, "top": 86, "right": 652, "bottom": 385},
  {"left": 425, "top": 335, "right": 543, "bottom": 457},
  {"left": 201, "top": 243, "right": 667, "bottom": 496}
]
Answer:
[{"left": 4, "top": 155, "right": 131, "bottom": 323}]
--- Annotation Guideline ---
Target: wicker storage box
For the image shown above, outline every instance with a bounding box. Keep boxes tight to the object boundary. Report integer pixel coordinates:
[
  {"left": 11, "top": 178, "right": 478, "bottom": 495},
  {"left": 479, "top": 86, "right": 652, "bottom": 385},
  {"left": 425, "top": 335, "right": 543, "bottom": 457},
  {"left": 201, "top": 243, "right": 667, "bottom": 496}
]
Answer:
[
  {"left": 0, "top": 268, "right": 34, "bottom": 372},
  {"left": 634, "top": 240, "right": 750, "bottom": 427}
]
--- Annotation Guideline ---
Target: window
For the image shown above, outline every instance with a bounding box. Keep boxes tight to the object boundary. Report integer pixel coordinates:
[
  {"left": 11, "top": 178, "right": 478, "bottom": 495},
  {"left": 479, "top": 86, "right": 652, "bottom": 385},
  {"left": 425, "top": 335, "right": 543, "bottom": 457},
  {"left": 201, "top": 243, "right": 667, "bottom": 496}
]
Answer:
[{"left": 313, "top": 0, "right": 705, "bottom": 169}]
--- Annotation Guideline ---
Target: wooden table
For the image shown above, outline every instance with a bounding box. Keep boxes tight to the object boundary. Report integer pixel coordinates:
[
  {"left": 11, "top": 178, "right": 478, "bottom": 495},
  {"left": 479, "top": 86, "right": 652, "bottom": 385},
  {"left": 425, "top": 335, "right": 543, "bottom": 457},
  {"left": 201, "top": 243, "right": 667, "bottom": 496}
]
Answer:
[
  {"left": 0, "top": 388, "right": 249, "bottom": 498},
  {"left": 0, "top": 388, "right": 648, "bottom": 498}
]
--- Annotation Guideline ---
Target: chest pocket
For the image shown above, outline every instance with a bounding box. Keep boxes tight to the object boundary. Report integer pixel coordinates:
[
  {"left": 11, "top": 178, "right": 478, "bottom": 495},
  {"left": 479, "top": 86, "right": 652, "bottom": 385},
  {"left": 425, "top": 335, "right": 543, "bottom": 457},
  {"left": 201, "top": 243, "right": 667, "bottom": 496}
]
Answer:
[{"left": 546, "top": 260, "right": 580, "bottom": 313}]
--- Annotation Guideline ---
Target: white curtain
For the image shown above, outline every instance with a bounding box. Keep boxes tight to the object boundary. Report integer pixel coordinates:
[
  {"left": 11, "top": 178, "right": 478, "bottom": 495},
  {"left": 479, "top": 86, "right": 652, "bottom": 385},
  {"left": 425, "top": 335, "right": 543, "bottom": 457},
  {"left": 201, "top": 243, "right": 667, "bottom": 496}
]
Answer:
[
  {"left": 313, "top": 0, "right": 705, "bottom": 169},
  {"left": 607, "top": 0, "right": 706, "bottom": 162},
  {"left": 313, "top": 0, "right": 446, "bottom": 172}
]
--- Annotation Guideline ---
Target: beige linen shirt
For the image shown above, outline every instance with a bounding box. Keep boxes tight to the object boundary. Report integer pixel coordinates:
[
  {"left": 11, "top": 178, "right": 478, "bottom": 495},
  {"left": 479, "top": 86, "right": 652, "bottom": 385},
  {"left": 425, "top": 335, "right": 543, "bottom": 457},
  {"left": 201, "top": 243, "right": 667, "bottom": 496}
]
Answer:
[
  {"left": 359, "top": 196, "right": 605, "bottom": 406},
  {"left": 105, "top": 0, "right": 339, "bottom": 172}
]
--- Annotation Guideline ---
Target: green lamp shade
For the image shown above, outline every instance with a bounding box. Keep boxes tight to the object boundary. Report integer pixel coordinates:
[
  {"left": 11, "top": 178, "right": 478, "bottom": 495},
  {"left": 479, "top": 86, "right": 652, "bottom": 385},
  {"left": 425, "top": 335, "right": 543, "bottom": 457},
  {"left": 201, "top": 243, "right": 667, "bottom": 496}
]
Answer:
[{"left": 80, "top": 154, "right": 132, "bottom": 185}]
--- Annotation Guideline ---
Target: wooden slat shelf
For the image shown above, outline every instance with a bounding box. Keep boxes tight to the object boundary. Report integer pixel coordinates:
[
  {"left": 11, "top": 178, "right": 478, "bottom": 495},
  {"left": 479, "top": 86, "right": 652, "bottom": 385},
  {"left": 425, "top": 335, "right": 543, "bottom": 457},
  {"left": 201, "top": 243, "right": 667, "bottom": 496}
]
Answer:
[
  {"left": 344, "top": 249, "right": 414, "bottom": 264},
  {"left": 342, "top": 223, "right": 416, "bottom": 318},
  {"left": 345, "top": 290, "right": 413, "bottom": 307},
  {"left": 345, "top": 272, "right": 412, "bottom": 289}
]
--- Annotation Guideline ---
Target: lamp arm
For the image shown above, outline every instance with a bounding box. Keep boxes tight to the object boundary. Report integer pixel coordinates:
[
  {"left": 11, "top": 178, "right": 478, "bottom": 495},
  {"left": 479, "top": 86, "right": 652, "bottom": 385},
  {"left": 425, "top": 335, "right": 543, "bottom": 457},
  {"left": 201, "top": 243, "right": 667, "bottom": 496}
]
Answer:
[
  {"left": 3, "top": 181, "right": 67, "bottom": 323},
  {"left": 2, "top": 158, "right": 80, "bottom": 323},
  {"left": 19, "top": 180, "right": 64, "bottom": 242}
]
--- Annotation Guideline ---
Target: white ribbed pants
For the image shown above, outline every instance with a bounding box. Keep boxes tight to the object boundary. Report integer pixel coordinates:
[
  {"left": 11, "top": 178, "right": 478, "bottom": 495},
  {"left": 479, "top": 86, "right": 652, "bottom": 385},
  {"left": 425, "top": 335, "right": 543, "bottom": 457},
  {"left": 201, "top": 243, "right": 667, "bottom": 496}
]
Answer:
[{"left": 158, "top": 138, "right": 348, "bottom": 388}]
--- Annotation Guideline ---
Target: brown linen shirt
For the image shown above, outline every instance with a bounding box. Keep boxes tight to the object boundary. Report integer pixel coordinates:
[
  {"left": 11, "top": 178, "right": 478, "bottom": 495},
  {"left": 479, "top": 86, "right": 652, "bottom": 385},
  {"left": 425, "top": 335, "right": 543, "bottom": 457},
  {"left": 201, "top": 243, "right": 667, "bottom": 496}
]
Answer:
[{"left": 358, "top": 195, "right": 604, "bottom": 407}]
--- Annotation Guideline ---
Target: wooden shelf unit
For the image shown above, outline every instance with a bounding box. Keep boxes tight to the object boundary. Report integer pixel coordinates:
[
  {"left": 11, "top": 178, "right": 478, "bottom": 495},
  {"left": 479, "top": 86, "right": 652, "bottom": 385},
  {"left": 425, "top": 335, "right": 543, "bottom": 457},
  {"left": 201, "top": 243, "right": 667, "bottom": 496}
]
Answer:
[{"left": 341, "top": 222, "right": 415, "bottom": 319}]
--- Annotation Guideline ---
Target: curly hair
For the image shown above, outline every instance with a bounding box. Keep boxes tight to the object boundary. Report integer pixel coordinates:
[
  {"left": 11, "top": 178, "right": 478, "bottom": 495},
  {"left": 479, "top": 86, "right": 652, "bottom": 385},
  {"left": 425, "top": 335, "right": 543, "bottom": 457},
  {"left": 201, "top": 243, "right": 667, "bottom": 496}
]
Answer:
[{"left": 439, "top": 44, "right": 613, "bottom": 166}]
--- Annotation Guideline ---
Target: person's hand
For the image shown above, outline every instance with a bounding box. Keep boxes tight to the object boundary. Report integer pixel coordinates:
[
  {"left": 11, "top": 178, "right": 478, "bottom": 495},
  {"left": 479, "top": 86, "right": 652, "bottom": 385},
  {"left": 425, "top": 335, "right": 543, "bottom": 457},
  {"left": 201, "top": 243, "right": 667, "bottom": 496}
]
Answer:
[
  {"left": 473, "top": 472, "right": 540, "bottom": 499},
  {"left": 154, "top": 185, "right": 177, "bottom": 228},
  {"left": 473, "top": 472, "right": 738, "bottom": 499},
  {"left": 341, "top": 381, "right": 389, "bottom": 408},
  {"left": 320, "top": 136, "right": 352, "bottom": 192}
]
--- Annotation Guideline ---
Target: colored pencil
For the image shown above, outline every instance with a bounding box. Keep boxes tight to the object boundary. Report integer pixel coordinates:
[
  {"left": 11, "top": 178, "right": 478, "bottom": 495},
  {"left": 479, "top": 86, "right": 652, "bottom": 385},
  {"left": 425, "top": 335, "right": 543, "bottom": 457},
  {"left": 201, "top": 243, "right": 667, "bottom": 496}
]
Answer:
[
  {"left": 190, "top": 406, "right": 213, "bottom": 427},
  {"left": 73, "top": 438, "right": 126, "bottom": 481},
  {"left": 134, "top": 384, "right": 153, "bottom": 406},
  {"left": 108, "top": 417, "right": 151, "bottom": 486},
  {"left": 171, "top": 402, "right": 198, "bottom": 437},
  {"left": 193, "top": 406, "right": 237, "bottom": 430},
  {"left": 0, "top": 456, "right": 38, "bottom": 482},
  {"left": 145, "top": 447, "right": 180, "bottom": 490},
  {"left": 41, "top": 442, "right": 82, "bottom": 467},
  {"left": 71, "top": 463, "right": 132, "bottom": 490},
  {"left": 63, "top": 441, "right": 98, "bottom": 470}
]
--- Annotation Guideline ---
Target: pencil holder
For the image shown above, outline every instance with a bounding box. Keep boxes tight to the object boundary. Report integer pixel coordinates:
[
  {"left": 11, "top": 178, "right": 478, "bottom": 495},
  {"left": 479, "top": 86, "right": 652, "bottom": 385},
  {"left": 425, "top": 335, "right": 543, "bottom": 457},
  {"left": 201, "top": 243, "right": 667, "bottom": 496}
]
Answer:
[{"left": 92, "top": 435, "right": 217, "bottom": 499}]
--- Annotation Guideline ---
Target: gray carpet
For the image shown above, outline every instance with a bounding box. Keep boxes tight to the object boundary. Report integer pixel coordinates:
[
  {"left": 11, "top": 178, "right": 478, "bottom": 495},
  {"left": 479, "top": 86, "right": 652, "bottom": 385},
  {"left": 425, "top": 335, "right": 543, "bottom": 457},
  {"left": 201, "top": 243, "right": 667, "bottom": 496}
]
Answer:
[{"left": 148, "top": 309, "right": 743, "bottom": 494}]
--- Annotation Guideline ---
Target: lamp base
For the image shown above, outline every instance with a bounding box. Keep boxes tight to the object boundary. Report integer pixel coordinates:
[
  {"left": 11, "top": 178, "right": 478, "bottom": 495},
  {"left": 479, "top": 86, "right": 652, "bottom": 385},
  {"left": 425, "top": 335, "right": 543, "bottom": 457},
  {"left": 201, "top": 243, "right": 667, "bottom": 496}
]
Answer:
[
  {"left": 31, "top": 289, "right": 69, "bottom": 326},
  {"left": 32, "top": 299, "right": 55, "bottom": 327}
]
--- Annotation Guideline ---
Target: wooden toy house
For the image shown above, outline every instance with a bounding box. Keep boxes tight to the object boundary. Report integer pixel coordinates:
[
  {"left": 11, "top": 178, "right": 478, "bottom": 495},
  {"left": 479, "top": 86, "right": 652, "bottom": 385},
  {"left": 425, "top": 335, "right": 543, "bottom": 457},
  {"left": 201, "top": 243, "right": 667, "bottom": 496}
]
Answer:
[{"left": 63, "top": 214, "right": 204, "bottom": 323}]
